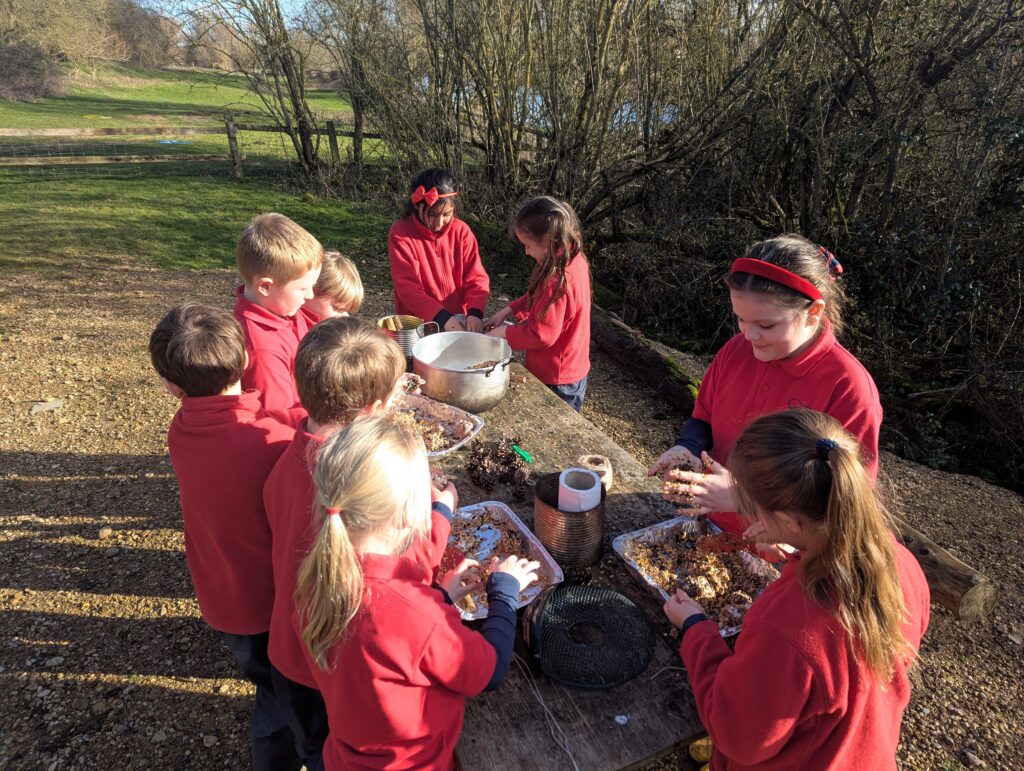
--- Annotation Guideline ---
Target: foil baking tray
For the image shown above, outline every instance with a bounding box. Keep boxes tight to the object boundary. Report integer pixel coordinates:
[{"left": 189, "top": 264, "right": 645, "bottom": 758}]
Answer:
[
  {"left": 446, "top": 501, "right": 564, "bottom": 621},
  {"left": 612, "top": 516, "right": 779, "bottom": 637},
  {"left": 394, "top": 391, "right": 484, "bottom": 457}
]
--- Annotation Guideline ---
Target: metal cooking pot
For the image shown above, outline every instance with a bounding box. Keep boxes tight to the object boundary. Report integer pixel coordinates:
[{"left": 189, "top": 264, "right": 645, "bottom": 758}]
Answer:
[{"left": 411, "top": 332, "right": 512, "bottom": 413}]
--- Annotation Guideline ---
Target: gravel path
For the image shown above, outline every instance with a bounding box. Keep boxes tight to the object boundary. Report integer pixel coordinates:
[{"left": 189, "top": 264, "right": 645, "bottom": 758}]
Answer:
[{"left": 1, "top": 263, "right": 1021, "bottom": 769}]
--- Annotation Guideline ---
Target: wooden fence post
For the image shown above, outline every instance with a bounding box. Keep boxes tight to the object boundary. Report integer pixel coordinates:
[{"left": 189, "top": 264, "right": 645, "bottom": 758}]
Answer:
[
  {"left": 225, "top": 117, "right": 243, "bottom": 180},
  {"left": 326, "top": 121, "right": 341, "bottom": 168}
]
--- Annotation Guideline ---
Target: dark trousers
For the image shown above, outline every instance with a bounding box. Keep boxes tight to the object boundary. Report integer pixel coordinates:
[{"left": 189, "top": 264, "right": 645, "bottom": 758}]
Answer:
[
  {"left": 548, "top": 375, "right": 588, "bottom": 412},
  {"left": 215, "top": 630, "right": 302, "bottom": 771},
  {"left": 271, "top": 666, "right": 329, "bottom": 771}
]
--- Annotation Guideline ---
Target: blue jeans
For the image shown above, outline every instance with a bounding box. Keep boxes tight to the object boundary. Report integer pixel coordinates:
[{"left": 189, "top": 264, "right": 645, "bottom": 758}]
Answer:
[
  {"left": 548, "top": 375, "right": 588, "bottom": 412},
  {"left": 215, "top": 630, "right": 301, "bottom": 771}
]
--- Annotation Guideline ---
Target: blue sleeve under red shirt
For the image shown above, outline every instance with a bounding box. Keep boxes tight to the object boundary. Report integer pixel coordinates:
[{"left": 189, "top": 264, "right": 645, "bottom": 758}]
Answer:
[
  {"left": 505, "top": 253, "right": 591, "bottom": 386},
  {"left": 680, "top": 539, "right": 930, "bottom": 770},
  {"left": 299, "top": 551, "right": 496, "bottom": 771},
  {"left": 165, "top": 390, "right": 296, "bottom": 635},
  {"left": 233, "top": 285, "right": 319, "bottom": 412},
  {"left": 388, "top": 215, "right": 491, "bottom": 326},
  {"left": 692, "top": 320, "right": 883, "bottom": 535}
]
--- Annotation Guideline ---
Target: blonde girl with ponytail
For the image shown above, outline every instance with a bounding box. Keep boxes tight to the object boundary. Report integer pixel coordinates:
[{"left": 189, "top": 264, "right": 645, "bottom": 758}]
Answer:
[
  {"left": 295, "top": 414, "right": 539, "bottom": 770},
  {"left": 664, "top": 409, "right": 930, "bottom": 771}
]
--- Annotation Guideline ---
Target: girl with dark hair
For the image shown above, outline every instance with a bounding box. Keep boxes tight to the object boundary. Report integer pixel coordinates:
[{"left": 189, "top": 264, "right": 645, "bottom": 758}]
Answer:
[
  {"left": 664, "top": 409, "right": 929, "bottom": 770},
  {"left": 649, "top": 234, "right": 882, "bottom": 540},
  {"left": 387, "top": 168, "right": 491, "bottom": 332},
  {"left": 484, "top": 196, "right": 592, "bottom": 411}
]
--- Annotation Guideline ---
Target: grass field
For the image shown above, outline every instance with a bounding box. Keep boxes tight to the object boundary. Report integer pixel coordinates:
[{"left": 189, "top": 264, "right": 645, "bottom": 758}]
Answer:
[{"left": 0, "top": 65, "right": 397, "bottom": 276}]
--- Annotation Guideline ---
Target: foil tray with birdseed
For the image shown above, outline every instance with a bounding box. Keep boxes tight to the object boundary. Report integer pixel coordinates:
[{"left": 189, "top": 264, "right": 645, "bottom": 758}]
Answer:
[
  {"left": 392, "top": 391, "right": 484, "bottom": 457},
  {"left": 440, "top": 501, "right": 563, "bottom": 621},
  {"left": 612, "top": 516, "right": 780, "bottom": 636}
]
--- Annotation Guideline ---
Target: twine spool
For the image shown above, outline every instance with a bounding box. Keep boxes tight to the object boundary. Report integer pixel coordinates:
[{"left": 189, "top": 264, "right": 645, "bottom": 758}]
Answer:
[{"left": 577, "top": 454, "right": 613, "bottom": 492}]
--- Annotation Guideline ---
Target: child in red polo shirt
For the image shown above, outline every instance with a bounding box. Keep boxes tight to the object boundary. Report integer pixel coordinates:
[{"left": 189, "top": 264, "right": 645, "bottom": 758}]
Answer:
[
  {"left": 650, "top": 235, "right": 882, "bottom": 539},
  {"left": 234, "top": 212, "right": 324, "bottom": 411},
  {"left": 148, "top": 304, "right": 301, "bottom": 771},
  {"left": 295, "top": 414, "right": 539, "bottom": 771},
  {"left": 664, "top": 409, "right": 930, "bottom": 770},
  {"left": 303, "top": 249, "right": 364, "bottom": 320},
  {"left": 263, "top": 316, "right": 457, "bottom": 769},
  {"left": 388, "top": 167, "right": 491, "bottom": 332},
  {"left": 484, "top": 196, "right": 592, "bottom": 411}
]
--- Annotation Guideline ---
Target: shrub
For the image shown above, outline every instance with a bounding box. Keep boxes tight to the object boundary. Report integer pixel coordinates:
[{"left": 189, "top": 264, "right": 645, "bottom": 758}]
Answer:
[{"left": 0, "top": 39, "right": 65, "bottom": 102}]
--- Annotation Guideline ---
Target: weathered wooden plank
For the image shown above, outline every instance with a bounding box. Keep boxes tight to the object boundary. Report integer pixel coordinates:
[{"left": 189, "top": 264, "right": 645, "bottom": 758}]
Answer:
[
  {"left": 0, "top": 126, "right": 226, "bottom": 137},
  {"left": 444, "top": 364, "right": 702, "bottom": 770},
  {"left": 0, "top": 153, "right": 231, "bottom": 167}
]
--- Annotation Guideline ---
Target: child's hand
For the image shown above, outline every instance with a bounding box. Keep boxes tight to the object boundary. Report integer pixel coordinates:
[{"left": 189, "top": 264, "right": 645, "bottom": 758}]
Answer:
[
  {"left": 663, "top": 589, "right": 705, "bottom": 629},
  {"left": 648, "top": 445, "right": 702, "bottom": 477},
  {"left": 431, "top": 479, "right": 458, "bottom": 511},
  {"left": 464, "top": 315, "right": 484, "bottom": 334},
  {"left": 489, "top": 555, "right": 540, "bottom": 590},
  {"left": 666, "top": 452, "right": 738, "bottom": 515},
  {"left": 483, "top": 306, "right": 512, "bottom": 331},
  {"left": 440, "top": 558, "right": 482, "bottom": 604},
  {"left": 742, "top": 521, "right": 794, "bottom": 562},
  {"left": 444, "top": 316, "right": 466, "bottom": 332}
]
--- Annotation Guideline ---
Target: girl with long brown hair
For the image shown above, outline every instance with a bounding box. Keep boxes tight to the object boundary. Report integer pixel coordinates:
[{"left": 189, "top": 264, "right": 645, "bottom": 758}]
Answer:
[
  {"left": 664, "top": 409, "right": 930, "bottom": 770},
  {"left": 484, "top": 196, "right": 592, "bottom": 410},
  {"left": 294, "top": 414, "right": 538, "bottom": 770}
]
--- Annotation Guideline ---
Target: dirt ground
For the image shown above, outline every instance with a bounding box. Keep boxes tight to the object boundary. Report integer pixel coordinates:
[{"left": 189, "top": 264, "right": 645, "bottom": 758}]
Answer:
[{"left": 1, "top": 262, "right": 1022, "bottom": 770}]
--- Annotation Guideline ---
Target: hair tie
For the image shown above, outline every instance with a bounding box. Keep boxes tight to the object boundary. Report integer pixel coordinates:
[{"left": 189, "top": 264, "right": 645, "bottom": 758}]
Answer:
[
  {"left": 816, "top": 438, "right": 838, "bottom": 460},
  {"left": 731, "top": 257, "right": 823, "bottom": 301},
  {"left": 410, "top": 185, "right": 458, "bottom": 208},
  {"left": 325, "top": 506, "right": 342, "bottom": 517},
  {"left": 817, "top": 245, "right": 843, "bottom": 278}
]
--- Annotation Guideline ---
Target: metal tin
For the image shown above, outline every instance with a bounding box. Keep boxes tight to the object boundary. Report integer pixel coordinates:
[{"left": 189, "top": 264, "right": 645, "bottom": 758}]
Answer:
[
  {"left": 612, "top": 516, "right": 780, "bottom": 637},
  {"left": 393, "top": 391, "right": 484, "bottom": 458},
  {"left": 448, "top": 501, "right": 564, "bottom": 621},
  {"left": 534, "top": 471, "right": 605, "bottom": 569},
  {"left": 377, "top": 314, "right": 432, "bottom": 358},
  {"left": 412, "top": 331, "right": 512, "bottom": 413}
]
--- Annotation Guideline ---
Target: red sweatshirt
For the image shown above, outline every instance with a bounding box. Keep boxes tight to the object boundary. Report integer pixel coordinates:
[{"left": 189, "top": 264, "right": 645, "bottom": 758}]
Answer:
[
  {"left": 505, "top": 253, "right": 591, "bottom": 385},
  {"left": 166, "top": 391, "right": 296, "bottom": 634},
  {"left": 694, "top": 320, "right": 882, "bottom": 535},
  {"left": 233, "top": 286, "right": 319, "bottom": 412},
  {"left": 264, "top": 421, "right": 452, "bottom": 688},
  {"left": 388, "top": 215, "right": 490, "bottom": 325},
  {"left": 681, "top": 540, "right": 930, "bottom": 770}
]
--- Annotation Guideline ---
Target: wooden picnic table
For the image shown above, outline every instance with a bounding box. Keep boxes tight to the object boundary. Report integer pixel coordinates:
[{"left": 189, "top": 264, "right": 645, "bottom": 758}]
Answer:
[{"left": 438, "top": 364, "right": 704, "bottom": 770}]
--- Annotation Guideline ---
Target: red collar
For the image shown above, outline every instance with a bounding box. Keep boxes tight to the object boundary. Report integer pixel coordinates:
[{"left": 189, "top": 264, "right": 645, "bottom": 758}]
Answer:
[
  {"left": 234, "top": 285, "right": 305, "bottom": 330},
  {"left": 360, "top": 552, "right": 430, "bottom": 583},
  {"left": 775, "top": 319, "right": 838, "bottom": 378},
  {"left": 177, "top": 390, "right": 263, "bottom": 425},
  {"left": 407, "top": 214, "right": 453, "bottom": 241}
]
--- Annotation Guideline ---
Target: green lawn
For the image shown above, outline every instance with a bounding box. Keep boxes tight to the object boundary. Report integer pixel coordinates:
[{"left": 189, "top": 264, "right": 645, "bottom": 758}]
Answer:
[{"left": 0, "top": 64, "right": 351, "bottom": 130}]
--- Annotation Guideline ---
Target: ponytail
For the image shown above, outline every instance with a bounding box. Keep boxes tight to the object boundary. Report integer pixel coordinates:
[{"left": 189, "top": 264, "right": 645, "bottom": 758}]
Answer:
[
  {"left": 512, "top": 196, "right": 586, "bottom": 317},
  {"left": 731, "top": 409, "right": 913, "bottom": 681},
  {"left": 294, "top": 414, "right": 430, "bottom": 670}
]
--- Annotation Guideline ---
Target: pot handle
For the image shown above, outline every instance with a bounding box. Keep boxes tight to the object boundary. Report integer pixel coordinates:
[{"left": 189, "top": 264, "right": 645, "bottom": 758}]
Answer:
[
  {"left": 485, "top": 355, "right": 513, "bottom": 377},
  {"left": 416, "top": 321, "right": 440, "bottom": 338}
]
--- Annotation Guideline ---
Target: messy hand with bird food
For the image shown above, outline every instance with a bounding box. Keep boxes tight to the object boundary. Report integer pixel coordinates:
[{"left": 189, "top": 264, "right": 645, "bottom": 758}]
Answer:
[{"left": 656, "top": 451, "right": 738, "bottom": 516}]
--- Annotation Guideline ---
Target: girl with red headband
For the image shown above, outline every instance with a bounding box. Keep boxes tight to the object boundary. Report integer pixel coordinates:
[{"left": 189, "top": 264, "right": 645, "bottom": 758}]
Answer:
[
  {"left": 388, "top": 168, "right": 491, "bottom": 332},
  {"left": 649, "top": 234, "right": 882, "bottom": 543}
]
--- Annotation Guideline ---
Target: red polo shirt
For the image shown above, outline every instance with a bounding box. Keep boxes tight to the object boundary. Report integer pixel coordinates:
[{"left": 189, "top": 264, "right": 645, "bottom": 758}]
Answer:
[
  {"left": 166, "top": 391, "right": 296, "bottom": 634},
  {"left": 388, "top": 215, "right": 490, "bottom": 321},
  {"left": 681, "top": 539, "right": 930, "bottom": 770},
  {"left": 300, "top": 552, "right": 496, "bottom": 770},
  {"left": 505, "top": 253, "right": 591, "bottom": 385},
  {"left": 693, "top": 320, "right": 882, "bottom": 534},
  {"left": 264, "top": 423, "right": 453, "bottom": 688},
  {"left": 234, "top": 285, "right": 319, "bottom": 412}
]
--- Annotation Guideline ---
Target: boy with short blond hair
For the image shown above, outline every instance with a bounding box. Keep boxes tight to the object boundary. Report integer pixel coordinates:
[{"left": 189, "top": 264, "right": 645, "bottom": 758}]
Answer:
[
  {"left": 303, "top": 249, "right": 365, "bottom": 319},
  {"left": 149, "top": 304, "right": 300, "bottom": 771},
  {"left": 234, "top": 212, "right": 324, "bottom": 411},
  {"left": 264, "top": 317, "right": 456, "bottom": 768}
]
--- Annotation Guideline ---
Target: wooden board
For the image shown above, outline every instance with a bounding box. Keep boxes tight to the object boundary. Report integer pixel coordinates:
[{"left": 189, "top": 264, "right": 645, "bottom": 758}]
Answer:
[{"left": 439, "top": 364, "right": 703, "bottom": 770}]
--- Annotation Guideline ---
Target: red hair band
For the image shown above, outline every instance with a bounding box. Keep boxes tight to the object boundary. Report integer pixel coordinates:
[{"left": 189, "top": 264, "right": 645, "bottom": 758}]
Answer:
[
  {"left": 730, "top": 257, "right": 823, "bottom": 302},
  {"left": 325, "top": 507, "right": 341, "bottom": 517},
  {"left": 818, "top": 245, "right": 843, "bottom": 276},
  {"left": 410, "top": 185, "right": 458, "bottom": 208}
]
